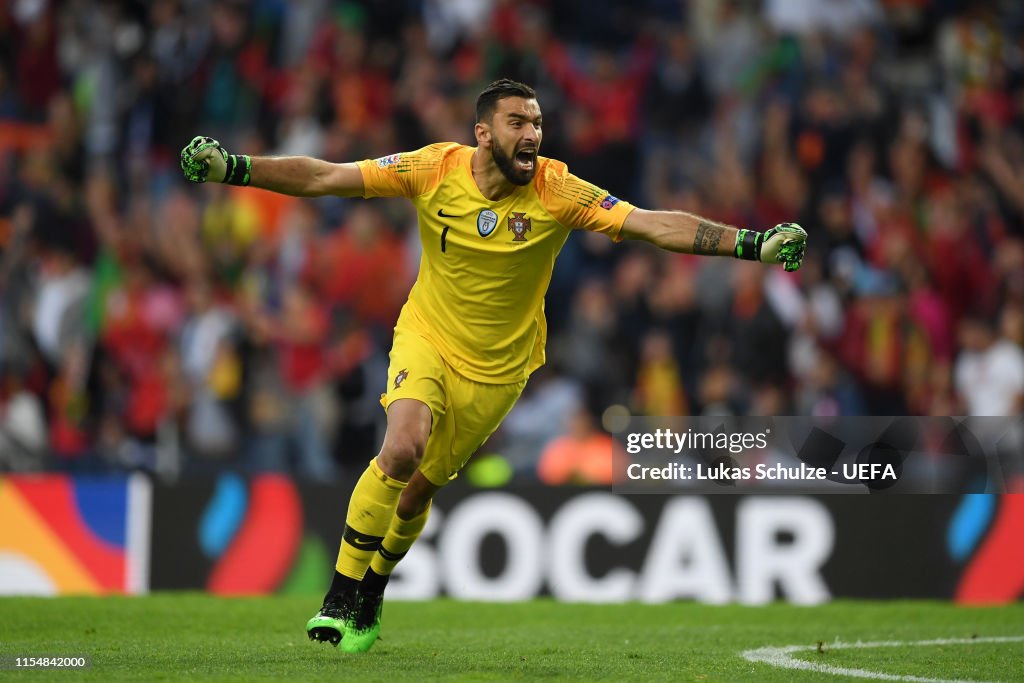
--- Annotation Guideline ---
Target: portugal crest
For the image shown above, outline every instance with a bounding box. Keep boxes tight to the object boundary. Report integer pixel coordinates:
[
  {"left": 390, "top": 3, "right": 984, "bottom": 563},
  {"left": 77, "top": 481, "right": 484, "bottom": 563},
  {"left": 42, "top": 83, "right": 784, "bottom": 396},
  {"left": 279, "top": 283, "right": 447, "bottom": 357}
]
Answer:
[{"left": 507, "top": 212, "right": 532, "bottom": 242}]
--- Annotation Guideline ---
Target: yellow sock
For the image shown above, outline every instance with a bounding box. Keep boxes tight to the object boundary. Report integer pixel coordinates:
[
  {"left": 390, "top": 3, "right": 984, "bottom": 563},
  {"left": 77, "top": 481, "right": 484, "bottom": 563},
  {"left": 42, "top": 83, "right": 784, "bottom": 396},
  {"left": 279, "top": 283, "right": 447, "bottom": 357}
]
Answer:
[
  {"left": 335, "top": 458, "right": 407, "bottom": 580},
  {"left": 369, "top": 501, "right": 432, "bottom": 576}
]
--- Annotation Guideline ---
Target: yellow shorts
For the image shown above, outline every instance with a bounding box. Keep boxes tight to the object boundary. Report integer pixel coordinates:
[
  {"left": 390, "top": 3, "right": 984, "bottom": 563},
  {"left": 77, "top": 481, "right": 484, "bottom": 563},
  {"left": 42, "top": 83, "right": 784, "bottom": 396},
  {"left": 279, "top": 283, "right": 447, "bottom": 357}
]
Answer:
[{"left": 380, "top": 327, "right": 526, "bottom": 486}]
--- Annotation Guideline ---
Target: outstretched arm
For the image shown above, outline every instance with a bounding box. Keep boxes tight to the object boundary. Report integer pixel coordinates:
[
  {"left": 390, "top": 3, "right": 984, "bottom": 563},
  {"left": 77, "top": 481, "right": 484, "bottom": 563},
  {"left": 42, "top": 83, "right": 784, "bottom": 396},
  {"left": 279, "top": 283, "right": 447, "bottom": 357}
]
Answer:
[
  {"left": 621, "top": 209, "right": 737, "bottom": 255},
  {"left": 180, "top": 136, "right": 364, "bottom": 198},
  {"left": 249, "top": 157, "right": 364, "bottom": 198},
  {"left": 620, "top": 208, "right": 807, "bottom": 271}
]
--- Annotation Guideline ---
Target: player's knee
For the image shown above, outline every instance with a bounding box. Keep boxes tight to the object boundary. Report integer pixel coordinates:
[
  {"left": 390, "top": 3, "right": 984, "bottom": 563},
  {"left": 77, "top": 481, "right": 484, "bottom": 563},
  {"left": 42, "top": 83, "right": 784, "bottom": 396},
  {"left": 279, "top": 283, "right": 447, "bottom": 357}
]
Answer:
[{"left": 377, "top": 436, "right": 425, "bottom": 480}]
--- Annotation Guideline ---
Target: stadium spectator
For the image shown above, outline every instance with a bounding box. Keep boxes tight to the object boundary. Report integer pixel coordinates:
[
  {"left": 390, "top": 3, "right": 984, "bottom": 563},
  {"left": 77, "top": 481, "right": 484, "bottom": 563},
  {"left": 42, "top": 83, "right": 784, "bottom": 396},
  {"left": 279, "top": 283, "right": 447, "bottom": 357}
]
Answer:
[
  {"left": 179, "top": 277, "right": 240, "bottom": 462},
  {"left": 536, "top": 402, "right": 628, "bottom": 486},
  {"left": 245, "top": 280, "right": 336, "bottom": 482},
  {"left": 954, "top": 313, "right": 1024, "bottom": 416}
]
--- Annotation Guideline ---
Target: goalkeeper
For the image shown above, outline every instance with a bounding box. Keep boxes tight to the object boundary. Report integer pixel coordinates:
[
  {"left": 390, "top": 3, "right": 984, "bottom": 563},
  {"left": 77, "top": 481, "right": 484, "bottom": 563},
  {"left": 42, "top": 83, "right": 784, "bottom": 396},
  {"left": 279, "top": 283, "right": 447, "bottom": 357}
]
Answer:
[{"left": 180, "top": 79, "right": 806, "bottom": 653}]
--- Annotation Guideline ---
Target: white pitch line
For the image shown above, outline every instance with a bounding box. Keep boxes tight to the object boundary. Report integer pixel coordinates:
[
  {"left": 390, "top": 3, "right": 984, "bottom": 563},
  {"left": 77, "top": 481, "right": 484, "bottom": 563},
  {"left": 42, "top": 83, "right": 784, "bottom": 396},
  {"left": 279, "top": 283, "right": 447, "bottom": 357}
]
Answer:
[{"left": 742, "top": 635, "right": 1024, "bottom": 683}]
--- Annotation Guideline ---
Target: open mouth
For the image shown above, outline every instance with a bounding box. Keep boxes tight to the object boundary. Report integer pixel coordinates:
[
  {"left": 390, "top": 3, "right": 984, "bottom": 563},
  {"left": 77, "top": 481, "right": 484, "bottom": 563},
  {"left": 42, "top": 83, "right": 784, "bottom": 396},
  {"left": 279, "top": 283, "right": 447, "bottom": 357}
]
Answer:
[{"left": 515, "top": 149, "right": 537, "bottom": 172}]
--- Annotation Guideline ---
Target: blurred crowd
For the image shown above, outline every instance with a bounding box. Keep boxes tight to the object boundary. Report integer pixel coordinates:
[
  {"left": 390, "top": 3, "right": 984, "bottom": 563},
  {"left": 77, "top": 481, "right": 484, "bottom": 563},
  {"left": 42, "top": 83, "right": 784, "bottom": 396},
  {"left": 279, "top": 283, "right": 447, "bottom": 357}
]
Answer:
[{"left": 1, "top": 0, "right": 1023, "bottom": 483}]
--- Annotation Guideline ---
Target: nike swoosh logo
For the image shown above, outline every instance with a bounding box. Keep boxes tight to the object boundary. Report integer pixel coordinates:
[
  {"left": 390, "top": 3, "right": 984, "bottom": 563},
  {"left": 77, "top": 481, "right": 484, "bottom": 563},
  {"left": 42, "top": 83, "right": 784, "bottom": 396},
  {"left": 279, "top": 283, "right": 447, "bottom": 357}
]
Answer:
[
  {"left": 437, "top": 209, "right": 461, "bottom": 218},
  {"left": 343, "top": 526, "right": 383, "bottom": 551},
  {"left": 348, "top": 536, "right": 381, "bottom": 550}
]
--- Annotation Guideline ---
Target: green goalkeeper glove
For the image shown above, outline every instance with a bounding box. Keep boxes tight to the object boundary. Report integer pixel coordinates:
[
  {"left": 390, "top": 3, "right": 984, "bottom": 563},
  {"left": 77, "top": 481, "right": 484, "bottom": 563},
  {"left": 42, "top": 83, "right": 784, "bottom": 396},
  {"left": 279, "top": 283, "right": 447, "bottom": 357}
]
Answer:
[
  {"left": 180, "top": 136, "right": 251, "bottom": 186},
  {"left": 734, "top": 222, "right": 807, "bottom": 272}
]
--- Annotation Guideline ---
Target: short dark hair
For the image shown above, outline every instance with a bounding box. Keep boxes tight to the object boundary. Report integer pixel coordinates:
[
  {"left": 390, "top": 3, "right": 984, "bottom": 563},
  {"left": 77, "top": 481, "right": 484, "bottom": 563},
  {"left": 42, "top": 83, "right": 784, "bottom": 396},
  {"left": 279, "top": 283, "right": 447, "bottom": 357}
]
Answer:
[{"left": 476, "top": 79, "right": 537, "bottom": 123}]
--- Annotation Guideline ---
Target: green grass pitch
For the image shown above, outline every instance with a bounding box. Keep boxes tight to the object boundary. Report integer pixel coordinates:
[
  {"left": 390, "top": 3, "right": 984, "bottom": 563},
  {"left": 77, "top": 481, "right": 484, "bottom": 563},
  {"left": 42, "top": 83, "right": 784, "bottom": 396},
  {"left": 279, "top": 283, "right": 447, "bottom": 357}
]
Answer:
[{"left": 0, "top": 596, "right": 1022, "bottom": 681}]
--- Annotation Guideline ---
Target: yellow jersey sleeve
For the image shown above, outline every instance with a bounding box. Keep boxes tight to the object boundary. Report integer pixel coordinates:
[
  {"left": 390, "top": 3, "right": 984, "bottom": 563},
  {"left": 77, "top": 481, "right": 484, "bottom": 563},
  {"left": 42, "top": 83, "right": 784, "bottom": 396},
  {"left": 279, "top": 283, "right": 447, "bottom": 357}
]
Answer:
[
  {"left": 537, "top": 159, "right": 635, "bottom": 241},
  {"left": 356, "top": 142, "right": 462, "bottom": 199}
]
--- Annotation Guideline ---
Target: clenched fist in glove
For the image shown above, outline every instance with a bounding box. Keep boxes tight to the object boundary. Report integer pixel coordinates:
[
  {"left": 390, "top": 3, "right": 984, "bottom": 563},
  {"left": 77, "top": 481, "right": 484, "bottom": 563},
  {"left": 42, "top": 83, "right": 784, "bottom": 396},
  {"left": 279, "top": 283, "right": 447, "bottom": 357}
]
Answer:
[
  {"left": 734, "top": 223, "right": 808, "bottom": 272},
  {"left": 180, "top": 136, "right": 251, "bottom": 186}
]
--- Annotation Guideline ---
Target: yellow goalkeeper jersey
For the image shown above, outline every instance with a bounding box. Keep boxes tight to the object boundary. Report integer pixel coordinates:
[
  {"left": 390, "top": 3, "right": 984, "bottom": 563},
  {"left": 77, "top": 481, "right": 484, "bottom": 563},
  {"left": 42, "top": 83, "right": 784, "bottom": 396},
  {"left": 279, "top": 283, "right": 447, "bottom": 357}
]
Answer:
[{"left": 357, "top": 142, "right": 635, "bottom": 383}]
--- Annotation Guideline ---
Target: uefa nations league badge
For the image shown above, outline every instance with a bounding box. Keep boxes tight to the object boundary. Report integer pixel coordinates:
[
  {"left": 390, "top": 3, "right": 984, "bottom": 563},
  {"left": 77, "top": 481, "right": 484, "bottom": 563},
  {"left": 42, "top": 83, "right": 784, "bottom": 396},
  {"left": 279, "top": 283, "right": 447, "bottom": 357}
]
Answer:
[{"left": 477, "top": 209, "right": 498, "bottom": 237}]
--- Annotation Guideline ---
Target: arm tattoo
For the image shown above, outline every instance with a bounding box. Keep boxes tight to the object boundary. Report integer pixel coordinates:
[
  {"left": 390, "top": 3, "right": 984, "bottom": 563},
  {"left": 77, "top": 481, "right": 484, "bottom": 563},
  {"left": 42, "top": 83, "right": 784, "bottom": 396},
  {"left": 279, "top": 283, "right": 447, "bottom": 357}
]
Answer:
[{"left": 693, "top": 221, "right": 725, "bottom": 255}]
